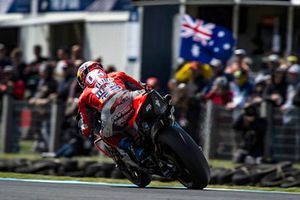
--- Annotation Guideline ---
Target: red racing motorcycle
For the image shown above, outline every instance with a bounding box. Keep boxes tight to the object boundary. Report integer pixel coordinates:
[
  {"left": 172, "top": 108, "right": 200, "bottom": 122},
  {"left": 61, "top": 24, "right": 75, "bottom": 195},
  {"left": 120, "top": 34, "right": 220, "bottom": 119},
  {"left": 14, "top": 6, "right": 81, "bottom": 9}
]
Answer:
[{"left": 93, "top": 89, "right": 210, "bottom": 189}]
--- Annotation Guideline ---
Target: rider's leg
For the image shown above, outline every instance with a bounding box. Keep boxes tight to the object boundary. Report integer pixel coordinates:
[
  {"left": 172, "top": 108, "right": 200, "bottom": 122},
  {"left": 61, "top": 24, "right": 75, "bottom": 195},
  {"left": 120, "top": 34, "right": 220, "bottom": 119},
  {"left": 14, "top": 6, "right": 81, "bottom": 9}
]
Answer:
[
  {"left": 118, "top": 137, "right": 145, "bottom": 161},
  {"left": 103, "top": 133, "right": 145, "bottom": 161}
]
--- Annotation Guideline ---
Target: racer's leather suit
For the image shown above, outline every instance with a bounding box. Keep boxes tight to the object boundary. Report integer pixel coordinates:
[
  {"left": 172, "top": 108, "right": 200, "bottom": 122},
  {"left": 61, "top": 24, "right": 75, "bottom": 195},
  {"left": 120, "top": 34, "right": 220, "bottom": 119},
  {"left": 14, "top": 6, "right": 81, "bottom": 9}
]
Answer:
[{"left": 78, "top": 70, "right": 143, "bottom": 139}]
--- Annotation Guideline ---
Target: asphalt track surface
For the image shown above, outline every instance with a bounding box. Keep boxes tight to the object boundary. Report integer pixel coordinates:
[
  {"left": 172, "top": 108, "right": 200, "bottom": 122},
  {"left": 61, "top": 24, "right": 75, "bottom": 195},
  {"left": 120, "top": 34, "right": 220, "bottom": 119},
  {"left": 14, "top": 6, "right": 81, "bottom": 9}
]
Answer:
[{"left": 0, "top": 179, "right": 299, "bottom": 200}]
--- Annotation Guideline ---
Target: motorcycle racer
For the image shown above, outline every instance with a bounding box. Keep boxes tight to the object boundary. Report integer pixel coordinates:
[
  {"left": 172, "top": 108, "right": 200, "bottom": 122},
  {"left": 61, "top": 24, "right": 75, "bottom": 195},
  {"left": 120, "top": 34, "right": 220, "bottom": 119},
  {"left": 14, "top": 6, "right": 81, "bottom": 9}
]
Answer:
[
  {"left": 77, "top": 61, "right": 145, "bottom": 159},
  {"left": 76, "top": 62, "right": 210, "bottom": 189}
]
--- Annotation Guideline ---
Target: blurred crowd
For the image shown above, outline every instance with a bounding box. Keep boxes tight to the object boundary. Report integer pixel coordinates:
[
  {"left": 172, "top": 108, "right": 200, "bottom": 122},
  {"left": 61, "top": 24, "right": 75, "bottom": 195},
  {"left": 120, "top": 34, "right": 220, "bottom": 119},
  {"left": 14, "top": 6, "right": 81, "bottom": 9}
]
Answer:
[
  {"left": 1, "top": 42, "right": 300, "bottom": 162},
  {"left": 0, "top": 43, "right": 118, "bottom": 103},
  {"left": 169, "top": 49, "right": 300, "bottom": 163},
  {"left": 0, "top": 43, "right": 116, "bottom": 155}
]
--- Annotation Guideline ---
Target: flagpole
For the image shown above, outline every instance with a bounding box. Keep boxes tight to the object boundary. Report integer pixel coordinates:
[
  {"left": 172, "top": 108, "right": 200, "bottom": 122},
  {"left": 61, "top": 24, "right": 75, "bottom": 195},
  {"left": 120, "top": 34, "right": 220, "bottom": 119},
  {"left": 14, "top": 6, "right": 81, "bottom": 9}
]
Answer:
[
  {"left": 286, "top": 5, "right": 294, "bottom": 56},
  {"left": 172, "top": 0, "right": 186, "bottom": 72},
  {"left": 179, "top": 0, "right": 186, "bottom": 15},
  {"left": 232, "top": 0, "right": 240, "bottom": 42}
]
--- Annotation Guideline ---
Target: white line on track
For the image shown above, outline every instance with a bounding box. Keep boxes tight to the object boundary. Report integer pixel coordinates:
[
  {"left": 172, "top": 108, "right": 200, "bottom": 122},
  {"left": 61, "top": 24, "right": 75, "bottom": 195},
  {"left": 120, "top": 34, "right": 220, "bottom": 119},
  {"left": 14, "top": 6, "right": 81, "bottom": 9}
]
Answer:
[{"left": 0, "top": 178, "right": 299, "bottom": 195}]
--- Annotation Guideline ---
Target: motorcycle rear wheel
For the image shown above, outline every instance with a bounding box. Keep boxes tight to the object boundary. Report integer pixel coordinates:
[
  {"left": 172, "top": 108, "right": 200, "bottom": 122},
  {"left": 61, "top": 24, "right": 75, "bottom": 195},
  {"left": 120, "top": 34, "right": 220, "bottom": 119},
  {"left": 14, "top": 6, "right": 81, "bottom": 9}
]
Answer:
[{"left": 157, "top": 124, "right": 210, "bottom": 189}]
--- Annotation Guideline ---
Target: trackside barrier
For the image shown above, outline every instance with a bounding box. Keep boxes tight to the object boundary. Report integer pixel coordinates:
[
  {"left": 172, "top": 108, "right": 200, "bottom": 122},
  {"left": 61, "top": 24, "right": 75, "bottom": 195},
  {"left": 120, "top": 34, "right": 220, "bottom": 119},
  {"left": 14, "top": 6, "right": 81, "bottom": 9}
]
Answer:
[
  {"left": 0, "top": 96, "right": 62, "bottom": 153},
  {"left": 270, "top": 107, "right": 300, "bottom": 161},
  {"left": 49, "top": 102, "right": 63, "bottom": 152},
  {"left": 202, "top": 100, "right": 300, "bottom": 161},
  {"left": 0, "top": 96, "right": 13, "bottom": 152},
  {"left": 202, "top": 101, "right": 239, "bottom": 160}
]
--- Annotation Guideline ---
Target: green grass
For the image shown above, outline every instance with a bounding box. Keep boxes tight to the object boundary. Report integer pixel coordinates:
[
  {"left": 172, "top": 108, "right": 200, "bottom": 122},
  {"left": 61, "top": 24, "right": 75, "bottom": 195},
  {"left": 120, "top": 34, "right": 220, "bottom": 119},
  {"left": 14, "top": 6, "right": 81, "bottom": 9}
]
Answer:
[
  {"left": 0, "top": 172, "right": 299, "bottom": 193},
  {"left": 0, "top": 153, "right": 41, "bottom": 160},
  {"left": 20, "top": 140, "right": 35, "bottom": 153},
  {"left": 208, "top": 159, "right": 238, "bottom": 169}
]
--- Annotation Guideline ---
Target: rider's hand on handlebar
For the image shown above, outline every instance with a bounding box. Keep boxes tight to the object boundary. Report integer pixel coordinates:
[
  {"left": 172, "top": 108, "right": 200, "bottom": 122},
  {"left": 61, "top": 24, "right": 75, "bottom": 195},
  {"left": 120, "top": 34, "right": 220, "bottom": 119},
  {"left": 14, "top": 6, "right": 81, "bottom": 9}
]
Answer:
[{"left": 142, "top": 83, "right": 152, "bottom": 92}]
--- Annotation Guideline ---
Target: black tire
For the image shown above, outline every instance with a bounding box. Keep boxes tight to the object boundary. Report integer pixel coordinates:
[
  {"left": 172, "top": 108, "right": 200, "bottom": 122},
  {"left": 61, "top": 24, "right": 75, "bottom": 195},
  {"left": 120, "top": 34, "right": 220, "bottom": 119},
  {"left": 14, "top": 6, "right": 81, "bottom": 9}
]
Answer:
[
  {"left": 120, "top": 166, "right": 151, "bottom": 188},
  {"left": 157, "top": 124, "right": 210, "bottom": 189},
  {"left": 111, "top": 168, "right": 126, "bottom": 179},
  {"left": 232, "top": 165, "right": 277, "bottom": 186},
  {"left": 260, "top": 168, "right": 299, "bottom": 187},
  {"left": 85, "top": 163, "right": 103, "bottom": 177},
  {"left": 217, "top": 168, "right": 236, "bottom": 185}
]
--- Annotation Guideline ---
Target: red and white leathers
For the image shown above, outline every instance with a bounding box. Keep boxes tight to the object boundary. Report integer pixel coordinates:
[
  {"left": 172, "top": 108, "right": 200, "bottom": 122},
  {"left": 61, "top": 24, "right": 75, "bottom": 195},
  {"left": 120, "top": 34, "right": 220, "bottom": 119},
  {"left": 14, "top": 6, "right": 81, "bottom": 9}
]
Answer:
[{"left": 78, "top": 69, "right": 143, "bottom": 138}]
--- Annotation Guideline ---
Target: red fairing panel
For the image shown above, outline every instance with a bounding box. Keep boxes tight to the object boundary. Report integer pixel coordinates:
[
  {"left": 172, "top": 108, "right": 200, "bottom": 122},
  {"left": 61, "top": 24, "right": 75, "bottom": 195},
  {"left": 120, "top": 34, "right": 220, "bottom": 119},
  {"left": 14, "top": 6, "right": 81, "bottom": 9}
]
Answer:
[{"left": 128, "top": 93, "right": 148, "bottom": 128}]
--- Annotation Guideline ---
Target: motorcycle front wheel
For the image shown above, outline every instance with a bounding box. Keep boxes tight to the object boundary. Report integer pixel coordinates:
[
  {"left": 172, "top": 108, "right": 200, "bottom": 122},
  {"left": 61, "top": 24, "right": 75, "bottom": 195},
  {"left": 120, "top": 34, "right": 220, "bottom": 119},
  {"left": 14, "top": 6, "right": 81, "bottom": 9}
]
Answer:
[
  {"left": 119, "top": 165, "right": 151, "bottom": 188},
  {"left": 157, "top": 123, "right": 210, "bottom": 189}
]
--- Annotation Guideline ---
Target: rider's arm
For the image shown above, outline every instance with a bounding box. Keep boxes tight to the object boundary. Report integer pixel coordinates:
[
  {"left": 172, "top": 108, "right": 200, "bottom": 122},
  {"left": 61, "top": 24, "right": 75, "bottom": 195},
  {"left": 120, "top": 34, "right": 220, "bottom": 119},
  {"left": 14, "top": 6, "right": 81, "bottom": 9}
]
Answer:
[
  {"left": 112, "top": 71, "right": 144, "bottom": 90},
  {"left": 78, "top": 94, "right": 91, "bottom": 137}
]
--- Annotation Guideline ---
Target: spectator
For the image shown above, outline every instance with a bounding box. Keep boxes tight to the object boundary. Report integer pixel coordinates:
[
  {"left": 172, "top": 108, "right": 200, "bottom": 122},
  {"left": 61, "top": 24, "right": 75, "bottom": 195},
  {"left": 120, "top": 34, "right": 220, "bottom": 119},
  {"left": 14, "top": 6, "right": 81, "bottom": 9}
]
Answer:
[
  {"left": 210, "top": 58, "right": 224, "bottom": 78},
  {"left": 0, "top": 44, "right": 11, "bottom": 81},
  {"left": 31, "top": 44, "right": 48, "bottom": 66},
  {"left": 175, "top": 61, "right": 213, "bottom": 83},
  {"left": 54, "top": 63, "right": 75, "bottom": 102},
  {"left": 94, "top": 56, "right": 103, "bottom": 64},
  {"left": 42, "top": 115, "right": 92, "bottom": 158},
  {"left": 264, "top": 67, "right": 287, "bottom": 106},
  {"left": 175, "top": 61, "right": 213, "bottom": 95},
  {"left": 205, "top": 77, "right": 233, "bottom": 106},
  {"left": 281, "top": 64, "right": 300, "bottom": 124},
  {"left": 29, "top": 63, "right": 58, "bottom": 152},
  {"left": 172, "top": 83, "right": 202, "bottom": 144},
  {"left": 24, "top": 45, "right": 49, "bottom": 98},
  {"left": 29, "top": 63, "right": 58, "bottom": 105},
  {"left": 105, "top": 65, "right": 117, "bottom": 73},
  {"left": 0, "top": 43, "right": 11, "bottom": 68},
  {"left": 67, "top": 78, "right": 81, "bottom": 102},
  {"left": 225, "top": 49, "right": 250, "bottom": 75},
  {"left": 54, "top": 47, "right": 70, "bottom": 83},
  {"left": 66, "top": 60, "right": 82, "bottom": 106},
  {"left": 0, "top": 66, "right": 15, "bottom": 97},
  {"left": 250, "top": 74, "right": 269, "bottom": 105},
  {"left": 291, "top": 56, "right": 300, "bottom": 107},
  {"left": 292, "top": 82, "right": 300, "bottom": 107},
  {"left": 286, "top": 55, "right": 298, "bottom": 70},
  {"left": 146, "top": 77, "right": 160, "bottom": 91},
  {"left": 0, "top": 65, "right": 25, "bottom": 152},
  {"left": 232, "top": 105, "right": 267, "bottom": 164},
  {"left": 71, "top": 44, "right": 83, "bottom": 64},
  {"left": 264, "top": 54, "right": 280, "bottom": 75},
  {"left": 0, "top": 65, "right": 25, "bottom": 100},
  {"left": 226, "top": 70, "right": 254, "bottom": 110},
  {"left": 10, "top": 48, "right": 26, "bottom": 81}
]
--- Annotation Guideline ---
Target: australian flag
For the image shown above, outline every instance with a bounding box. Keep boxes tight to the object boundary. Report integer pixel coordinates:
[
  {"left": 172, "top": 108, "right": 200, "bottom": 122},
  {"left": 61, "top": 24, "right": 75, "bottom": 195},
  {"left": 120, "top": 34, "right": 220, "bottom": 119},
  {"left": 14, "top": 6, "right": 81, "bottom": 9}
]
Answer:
[{"left": 180, "top": 14, "right": 236, "bottom": 65}]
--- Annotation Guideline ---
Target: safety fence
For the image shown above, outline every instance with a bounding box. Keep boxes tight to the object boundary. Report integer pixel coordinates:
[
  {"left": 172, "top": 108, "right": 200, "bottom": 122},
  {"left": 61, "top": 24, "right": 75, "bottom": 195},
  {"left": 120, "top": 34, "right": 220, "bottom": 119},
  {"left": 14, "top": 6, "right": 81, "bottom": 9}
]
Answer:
[
  {"left": 202, "top": 101, "right": 300, "bottom": 161},
  {"left": 0, "top": 95, "right": 62, "bottom": 153},
  {"left": 270, "top": 107, "right": 300, "bottom": 161},
  {"left": 0, "top": 95, "right": 300, "bottom": 161}
]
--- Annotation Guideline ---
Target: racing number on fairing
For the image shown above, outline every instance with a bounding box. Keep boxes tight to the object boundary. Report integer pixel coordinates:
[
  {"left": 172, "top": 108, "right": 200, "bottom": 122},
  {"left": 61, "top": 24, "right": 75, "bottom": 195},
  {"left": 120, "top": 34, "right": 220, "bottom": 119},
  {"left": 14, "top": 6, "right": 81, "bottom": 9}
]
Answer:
[{"left": 92, "top": 80, "right": 122, "bottom": 102}]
